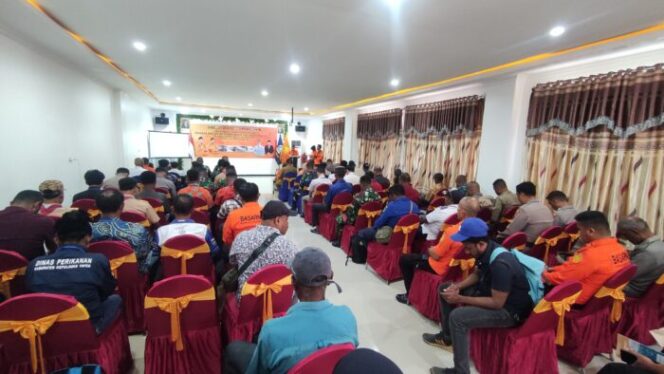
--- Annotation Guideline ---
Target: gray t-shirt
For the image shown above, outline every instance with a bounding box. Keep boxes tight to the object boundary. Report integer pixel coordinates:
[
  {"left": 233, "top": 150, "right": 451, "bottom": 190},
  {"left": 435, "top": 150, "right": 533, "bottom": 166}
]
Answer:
[{"left": 625, "top": 236, "right": 664, "bottom": 297}]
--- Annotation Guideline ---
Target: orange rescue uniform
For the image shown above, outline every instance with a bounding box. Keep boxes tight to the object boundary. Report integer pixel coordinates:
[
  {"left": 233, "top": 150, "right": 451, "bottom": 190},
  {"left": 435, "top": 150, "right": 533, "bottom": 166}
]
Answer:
[
  {"left": 222, "top": 202, "right": 262, "bottom": 245},
  {"left": 428, "top": 222, "right": 463, "bottom": 276},
  {"left": 178, "top": 185, "right": 214, "bottom": 208}
]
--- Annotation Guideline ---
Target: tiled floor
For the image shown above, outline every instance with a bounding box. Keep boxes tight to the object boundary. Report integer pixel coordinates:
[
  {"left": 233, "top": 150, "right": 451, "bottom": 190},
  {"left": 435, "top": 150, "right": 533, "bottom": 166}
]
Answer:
[{"left": 128, "top": 197, "right": 611, "bottom": 373}]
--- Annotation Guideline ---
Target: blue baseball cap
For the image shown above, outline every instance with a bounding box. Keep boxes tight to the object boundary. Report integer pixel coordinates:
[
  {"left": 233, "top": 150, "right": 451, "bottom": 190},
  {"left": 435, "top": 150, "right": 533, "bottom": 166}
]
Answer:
[{"left": 451, "top": 218, "right": 489, "bottom": 242}]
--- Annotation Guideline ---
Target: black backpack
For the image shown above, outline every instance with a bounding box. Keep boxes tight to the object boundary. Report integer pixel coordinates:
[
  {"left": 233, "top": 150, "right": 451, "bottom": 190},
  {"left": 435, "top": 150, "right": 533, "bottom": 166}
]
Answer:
[{"left": 348, "top": 235, "right": 368, "bottom": 264}]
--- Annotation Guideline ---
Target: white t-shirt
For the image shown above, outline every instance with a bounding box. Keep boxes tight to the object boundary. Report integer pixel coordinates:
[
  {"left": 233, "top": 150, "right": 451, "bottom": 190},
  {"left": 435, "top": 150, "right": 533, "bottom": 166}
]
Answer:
[
  {"left": 421, "top": 205, "right": 458, "bottom": 240},
  {"left": 344, "top": 172, "right": 361, "bottom": 186},
  {"left": 308, "top": 176, "right": 332, "bottom": 195}
]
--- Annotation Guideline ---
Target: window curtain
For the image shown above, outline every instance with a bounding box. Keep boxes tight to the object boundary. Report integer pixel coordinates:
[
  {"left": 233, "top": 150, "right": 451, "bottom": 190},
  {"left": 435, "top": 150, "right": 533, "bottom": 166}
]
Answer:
[
  {"left": 322, "top": 117, "right": 345, "bottom": 163},
  {"left": 526, "top": 63, "right": 664, "bottom": 234},
  {"left": 403, "top": 96, "right": 485, "bottom": 189},
  {"left": 358, "top": 109, "right": 403, "bottom": 180}
]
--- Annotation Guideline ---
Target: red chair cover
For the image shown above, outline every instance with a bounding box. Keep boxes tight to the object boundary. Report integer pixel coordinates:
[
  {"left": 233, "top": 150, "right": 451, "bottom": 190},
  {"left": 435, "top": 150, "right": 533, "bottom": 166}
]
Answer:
[
  {"left": 562, "top": 221, "right": 580, "bottom": 254},
  {"left": 377, "top": 190, "right": 388, "bottom": 205},
  {"left": 190, "top": 210, "right": 210, "bottom": 226},
  {"left": 528, "top": 226, "right": 565, "bottom": 266},
  {"left": 340, "top": 201, "right": 383, "bottom": 255},
  {"left": 0, "top": 293, "right": 132, "bottom": 374},
  {"left": 155, "top": 187, "right": 171, "bottom": 199},
  {"left": 304, "top": 184, "right": 329, "bottom": 225},
  {"left": 318, "top": 192, "right": 353, "bottom": 241},
  {"left": 557, "top": 265, "right": 637, "bottom": 367},
  {"left": 408, "top": 248, "right": 473, "bottom": 322},
  {"left": 222, "top": 265, "right": 294, "bottom": 344},
  {"left": 613, "top": 273, "right": 664, "bottom": 345},
  {"left": 366, "top": 214, "right": 420, "bottom": 283},
  {"left": 477, "top": 207, "right": 492, "bottom": 223},
  {"left": 470, "top": 281, "right": 583, "bottom": 374},
  {"left": 88, "top": 241, "right": 147, "bottom": 333},
  {"left": 496, "top": 205, "right": 518, "bottom": 232},
  {"left": 412, "top": 231, "right": 443, "bottom": 255},
  {"left": 427, "top": 197, "right": 445, "bottom": 212},
  {"left": 71, "top": 199, "right": 101, "bottom": 222},
  {"left": 120, "top": 211, "right": 150, "bottom": 228},
  {"left": 144, "top": 275, "right": 220, "bottom": 374},
  {"left": 351, "top": 184, "right": 361, "bottom": 194},
  {"left": 288, "top": 343, "right": 354, "bottom": 374},
  {"left": 143, "top": 198, "right": 167, "bottom": 226},
  {"left": 502, "top": 232, "right": 528, "bottom": 251},
  {"left": 442, "top": 213, "right": 460, "bottom": 230},
  {"left": 192, "top": 196, "right": 209, "bottom": 210},
  {"left": 161, "top": 235, "right": 215, "bottom": 284},
  {"left": 0, "top": 249, "right": 28, "bottom": 299}
]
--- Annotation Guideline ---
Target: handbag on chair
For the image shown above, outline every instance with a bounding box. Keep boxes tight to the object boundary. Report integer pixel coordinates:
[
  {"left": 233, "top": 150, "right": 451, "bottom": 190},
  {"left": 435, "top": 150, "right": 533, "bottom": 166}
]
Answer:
[{"left": 221, "top": 233, "right": 279, "bottom": 292}]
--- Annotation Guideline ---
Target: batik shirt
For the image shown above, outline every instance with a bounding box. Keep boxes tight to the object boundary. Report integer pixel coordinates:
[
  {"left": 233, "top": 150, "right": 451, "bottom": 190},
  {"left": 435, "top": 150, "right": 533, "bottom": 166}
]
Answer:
[
  {"left": 336, "top": 187, "right": 381, "bottom": 226},
  {"left": 91, "top": 216, "right": 159, "bottom": 273}
]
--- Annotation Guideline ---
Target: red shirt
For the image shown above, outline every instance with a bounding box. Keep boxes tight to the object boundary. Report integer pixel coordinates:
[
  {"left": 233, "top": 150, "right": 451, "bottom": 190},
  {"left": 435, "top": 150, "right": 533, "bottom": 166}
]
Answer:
[
  {"left": 403, "top": 183, "right": 420, "bottom": 203},
  {"left": 0, "top": 206, "right": 56, "bottom": 260},
  {"left": 214, "top": 186, "right": 235, "bottom": 206}
]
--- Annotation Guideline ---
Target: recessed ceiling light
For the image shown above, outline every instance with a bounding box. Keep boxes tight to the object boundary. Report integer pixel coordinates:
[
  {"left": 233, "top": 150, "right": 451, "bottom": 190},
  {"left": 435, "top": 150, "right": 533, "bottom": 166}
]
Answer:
[
  {"left": 162, "top": 80, "right": 172, "bottom": 87},
  {"left": 549, "top": 26, "right": 566, "bottom": 37},
  {"left": 132, "top": 41, "right": 147, "bottom": 52},
  {"left": 201, "top": 108, "right": 207, "bottom": 113},
  {"left": 238, "top": 113, "right": 244, "bottom": 116},
  {"left": 248, "top": 103, "right": 254, "bottom": 107},
  {"left": 175, "top": 96, "right": 182, "bottom": 102},
  {"left": 261, "top": 89, "right": 269, "bottom": 97},
  {"left": 289, "top": 63, "right": 301, "bottom": 75},
  {"left": 304, "top": 107, "right": 309, "bottom": 111},
  {"left": 390, "top": 78, "right": 400, "bottom": 87}
]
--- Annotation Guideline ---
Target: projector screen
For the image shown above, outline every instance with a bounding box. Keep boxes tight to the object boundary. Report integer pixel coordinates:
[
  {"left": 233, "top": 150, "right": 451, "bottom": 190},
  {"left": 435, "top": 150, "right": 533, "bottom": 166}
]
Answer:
[{"left": 148, "top": 131, "right": 191, "bottom": 158}]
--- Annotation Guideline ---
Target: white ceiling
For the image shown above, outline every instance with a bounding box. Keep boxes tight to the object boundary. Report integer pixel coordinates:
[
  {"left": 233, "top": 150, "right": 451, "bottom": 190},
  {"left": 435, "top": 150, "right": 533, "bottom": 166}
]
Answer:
[{"left": 1, "top": 0, "right": 664, "bottom": 114}]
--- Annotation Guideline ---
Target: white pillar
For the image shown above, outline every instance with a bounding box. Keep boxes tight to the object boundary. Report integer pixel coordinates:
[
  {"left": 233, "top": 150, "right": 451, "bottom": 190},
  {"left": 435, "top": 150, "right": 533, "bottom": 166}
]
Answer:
[{"left": 343, "top": 109, "right": 358, "bottom": 162}]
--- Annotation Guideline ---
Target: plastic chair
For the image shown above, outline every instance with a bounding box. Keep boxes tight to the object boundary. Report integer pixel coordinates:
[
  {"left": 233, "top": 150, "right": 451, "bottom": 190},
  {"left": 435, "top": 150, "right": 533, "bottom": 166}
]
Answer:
[
  {"left": 144, "top": 275, "right": 220, "bottom": 374},
  {"left": 557, "top": 265, "right": 637, "bottom": 368},
  {"left": 71, "top": 199, "right": 101, "bottom": 221},
  {"left": 614, "top": 273, "right": 664, "bottom": 345},
  {"left": 340, "top": 201, "right": 383, "bottom": 256},
  {"left": 88, "top": 240, "right": 147, "bottom": 333},
  {"left": 160, "top": 235, "right": 215, "bottom": 284},
  {"left": 0, "top": 249, "right": 28, "bottom": 299},
  {"left": 304, "top": 184, "right": 330, "bottom": 225},
  {"left": 0, "top": 293, "right": 132, "bottom": 374},
  {"left": 366, "top": 214, "right": 420, "bottom": 283},
  {"left": 319, "top": 192, "right": 353, "bottom": 241},
  {"left": 288, "top": 343, "right": 354, "bottom": 374},
  {"left": 120, "top": 211, "right": 150, "bottom": 228},
  {"left": 502, "top": 232, "right": 528, "bottom": 251},
  {"left": 222, "top": 265, "right": 294, "bottom": 344},
  {"left": 528, "top": 226, "right": 565, "bottom": 266},
  {"left": 470, "top": 281, "right": 583, "bottom": 374}
]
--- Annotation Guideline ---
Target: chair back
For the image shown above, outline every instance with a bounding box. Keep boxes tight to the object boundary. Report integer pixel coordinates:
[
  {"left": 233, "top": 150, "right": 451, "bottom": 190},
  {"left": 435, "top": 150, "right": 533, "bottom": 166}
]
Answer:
[
  {"left": 0, "top": 293, "right": 98, "bottom": 373},
  {"left": 355, "top": 201, "right": 383, "bottom": 229},
  {"left": 71, "top": 199, "right": 101, "bottom": 221},
  {"left": 88, "top": 241, "right": 140, "bottom": 285},
  {"left": 517, "top": 281, "right": 583, "bottom": 339},
  {"left": 312, "top": 184, "right": 330, "bottom": 203},
  {"left": 496, "top": 205, "right": 519, "bottom": 232},
  {"left": 143, "top": 197, "right": 167, "bottom": 226},
  {"left": 582, "top": 264, "right": 637, "bottom": 315},
  {"left": 444, "top": 247, "right": 475, "bottom": 282},
  {"left": 0, "top": 249, "right": 28, "bottom": 298},
  {"left": 238, "top": 264, "right": 294, "bottom": 324},
  {"left": 563, "top": 221, "right": 580, "bottom": 252},
  {"left": 477, "top": 207, "right": 492, "bottom": 223},
  {"left": 502, "top": 232, "right": 528, "bottom": 251},
  {"left": 120, "top": 211, "right": 150, "bottom": 228},
  {"left": 191, "top": 209, "right": 211, "bottom": 226},
  {"left": 427, "top": 197, "right": 445, "bottom": 212},
  {"left": 144, "top": 275, "right": 217, "bottom": 349},
  {"left": 330, "top": 192, "right": 353, "bottom": 215},
  {"left": 442, "top": 213, "right": 461, "bottom": 231},
  {"left": 155, "top": 187, "right": 171, "bottom": 198},
  {"left": 389, "top": 214, "right": 420, "bottom": 254},
  {"left": 161, "top": 235, "right": 214, "bottom": 282},
  {"left": 378, "top": 190, "right": 388, "bottom": 205},
  {"left": 288, "top": 343, "right": 354, "bottom": 374},
  {"left": 529, "top": 226, "right": 564, "bottom": 265},
  {"left": 435, "top": 189, "right": 449, "bottom": 198},
  {"left": 351, "top": 184, "right": 361, "bottom": 194},
  {"left": 192, "top": 196, "right": 209, "bottom": 211}
]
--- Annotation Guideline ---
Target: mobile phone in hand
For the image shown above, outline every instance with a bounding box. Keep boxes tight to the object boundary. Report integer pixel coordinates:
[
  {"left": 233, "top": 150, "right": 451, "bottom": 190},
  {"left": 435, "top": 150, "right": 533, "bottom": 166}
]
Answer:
[{"left": 620, "top": 349, "right": 637, "bottom": 365}]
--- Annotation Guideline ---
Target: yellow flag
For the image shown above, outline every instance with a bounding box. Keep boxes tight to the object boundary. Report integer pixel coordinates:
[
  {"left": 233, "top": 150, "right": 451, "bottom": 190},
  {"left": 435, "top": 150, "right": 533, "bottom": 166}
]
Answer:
[{"left": 281, "top": 132, "right": 291, "bottom": 164}]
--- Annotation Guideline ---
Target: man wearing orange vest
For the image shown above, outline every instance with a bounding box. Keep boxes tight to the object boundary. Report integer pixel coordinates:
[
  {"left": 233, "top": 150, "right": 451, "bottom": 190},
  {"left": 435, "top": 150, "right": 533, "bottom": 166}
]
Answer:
[{"left": 223, "top": 182, "right": 262, "bottom": 246}]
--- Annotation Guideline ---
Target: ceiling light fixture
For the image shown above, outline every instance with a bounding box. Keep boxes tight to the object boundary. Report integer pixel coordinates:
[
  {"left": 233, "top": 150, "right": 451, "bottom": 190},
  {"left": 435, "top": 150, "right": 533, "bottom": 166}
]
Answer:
[
  {"left": 175, "top": 96, "right": 182, "bottom": 101},
  {"left": 261, "top": 89, "right": 269, "bottom": 97},
  {"left": 390, "top": 78, "right": 400, "bottom": 87},
  {"left": 289, "top": 63, "right": 301, "bottom": 75},
  {"left": 248, "top": 103, "right": 254, "bottom": 107},
  {"left": 162, "top": 80, "right": 172, "bottom": 87},
  {"left": 549, "top": 26, "right": 566, "bottom": 37},
  {"left": 132, "top": 41, "right": 147, "bottom": 52}
]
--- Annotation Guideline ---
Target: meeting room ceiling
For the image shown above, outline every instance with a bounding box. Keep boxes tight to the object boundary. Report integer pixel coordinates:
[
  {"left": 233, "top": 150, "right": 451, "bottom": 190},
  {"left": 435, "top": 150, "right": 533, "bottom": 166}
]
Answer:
[{"left": 1, "top": 0, "right": 664, "bottom": 114}]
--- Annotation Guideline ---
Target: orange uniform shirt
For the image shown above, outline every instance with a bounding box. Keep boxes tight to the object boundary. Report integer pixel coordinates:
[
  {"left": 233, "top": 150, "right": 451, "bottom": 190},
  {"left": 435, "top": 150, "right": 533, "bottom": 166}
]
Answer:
[
  {"left": 178, "top": 185, "right": 213, "bottom": 208},
  {"left": 313, "top": 150, "right": 324, "bottom": 165},
  {"left": 214, "top": 186, "right": 235, "bottom": 206},
  {"left": 223, "top": 202, "right": 262, "bottom": 245},
  {"left": 542, "top": 237, "right": 630, "bottom": 304},
  {"left": 428, "top": 222, "right": 463, "bottom": 276}
]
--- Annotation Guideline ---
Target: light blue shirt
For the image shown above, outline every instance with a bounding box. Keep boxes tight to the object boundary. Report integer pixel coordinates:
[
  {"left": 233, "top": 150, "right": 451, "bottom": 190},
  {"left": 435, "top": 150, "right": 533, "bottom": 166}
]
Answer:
[{"left": 246, "top": 300, "right": 358, "bottom": 374}]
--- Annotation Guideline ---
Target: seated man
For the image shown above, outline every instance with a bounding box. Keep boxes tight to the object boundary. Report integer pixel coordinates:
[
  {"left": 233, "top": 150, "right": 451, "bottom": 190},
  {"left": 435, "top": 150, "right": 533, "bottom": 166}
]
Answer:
[
  {"left": 275, "top": 159, "right": 298, "bottom": 188},
  {"left": 224, "top": 247, "right": 358, "bottom": 374},
  {"left": 545, "top": 190, "right": 579, "bottom": 227},
  {"left": 0, "top": 190, "right": 56, "bottom": 260},
  {"left": 426, "top": 173, "right": 446, "bottom": 202},
  {"left": 25, "top": 211, "right": 121, "bottom": 334},
  {"left": 136, "top": 171, "right": 171, "bottom": 214},
  {"left": 306, "top": 164, "right": 332, "bottom": 198},
  {"left": 311, "top": 167, "right": 352, "bottom": 231},
  {"left": 332, "top": 174, "right": 381, "bottom": 247},
  {"left": 129, "top": 157, "right": 146, "bottom": 177},
  {"left": 73, "top": 169, "right": 105, "bottom": 202},
  {"left": 542, "top": 211, "right": 630, "bottom": 305},
  {"left": 355, "top": 184, "right": 420, "bottom": 244},
  {"left": 229, "top": 201, "right": 298, "bottom": 296},
  {"left": 119, "top": 177, "right": 160, "bottom": 225},
  {"left": 449, "top": 175, "right": 468, "bottom": 204},
  {"left": 490, "top": 178, "right": 518, "bottom": 223},
  {"left": 223, "top": 182, "right": 262, "bottom": 247},
  {"left": 155, "top": 194, "right": 221, "bottom": 261},
  {"left": 103, "top": 167, "right": 130, "bottom": 190},
  {"left": 343, "top": 161, "right": 361, "bottom": 185},
  {"left": 178, "top": 169, "right": 214, "bottom": 209},
  {"left": 423, "top": 218, "right": 533, "bottom": 374},
  {"left": 373, "top": 166, "right": 391, "bottom": 190},
  {"left": 399, "top": 173, "right": 420, "bottom": 204},
  {"left": 292, "top": 161, "right": 316, "bottom": 209},
  {"left": 616, "top": 216, "right": 664, "bottom": 298},
  {"left": 214, "top": 170, "right": 238, "bottom": 206},
  {"left": 156, "top": 164, "right": 178, "bottom": 197},
  {"left": 217, "top": 178, "right": 247, "bottom": 228},
  {"left": 467, "top": 181, "right": 493, "bottom": 209},
  {"left": 420, "top": 191, "right": 457, "bottom": 241},
  {"left": 91, "top": 189, "right": 158, "bottom": 274},
  {"left": 397, "top": 197, "right": 480, "bottom": 303},
  {"left": 38, "top": 179, "right": 76, "bottom": 218},
  {"left": 498, "top": 181, "right": 553, "bottom": 244}
]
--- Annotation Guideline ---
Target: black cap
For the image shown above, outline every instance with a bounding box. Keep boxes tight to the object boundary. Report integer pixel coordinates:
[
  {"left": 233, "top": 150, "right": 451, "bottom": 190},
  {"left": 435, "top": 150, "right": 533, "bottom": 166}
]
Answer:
[{"left": 261, "top": 200, "right": 291, "bottom": 220}]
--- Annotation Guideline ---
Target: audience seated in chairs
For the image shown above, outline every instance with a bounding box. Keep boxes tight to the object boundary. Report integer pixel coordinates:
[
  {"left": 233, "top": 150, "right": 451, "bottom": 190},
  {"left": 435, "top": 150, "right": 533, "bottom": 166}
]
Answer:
[
  {"left": 616, "top": 216, "right": 664, "bottom": 297},
  {"left": 224, "top": 247, "right": 358, "bottom": 374},
  {"left": 545, "top": 190, "right": 579, "bottom": 227},
  {"left": 0, "top": 190, "right": 56, "bottom": 261},
  {"left": 449, "top": 175, "right": 468, "bottom": 204},
  {"left": 38, "top": 179, "right": 76, "bottom": 218},
  {"left": 302, "top": 164, "right": 332, "bottom": 207},
  {"left": 216, "top": 178, "right": 247, "bottom": 241},
  {"left": 91, "top": 189, "right": 158, "bottom": 274},
  {"left": 311, "top": 167, "right": 352, "bottom": 230},
  {"left": 397, "top": 197, "right": 481, "bottom": 304},
  {"left": 178, "top": 169, "right": 214, "bottom": 209},
  {"left": 118, "top": 177, "right": 160, "bottom": 225},
  {"left": 423, "top": 218, "right": 534, "bottom": 374},
  {"left": 73, "top": 169, "right": 106, "bottom": 202},
  {"left": 275, "top": 159, "right": 298, "bottom": 188},
  {"left": 332, "top": 174, "right": 381, "bottom": 247},
  {"left": 497, "top": 181, "right": 553, "bottom": 244},
  {"left": 542, "top": 210, "right": 630, "bottom": 305},
  {"left": 373, "top": 166, "right": 391, "bottom": 190},
  {"left": 291, "top": 160, "right": 317, "bottom": 210},
  {"left": 420, "top": 191, "right": 457, "bottom": 241},
  {"left": 103, "top": 167, "right": 130, "bottom": 190},
  {"left": 154, "top": 165, "right": 177, "bottom": 197},
  {"left": 136, "top": 171, "right": 170, "bottom": 214},
  {"left": 223, "top": 182, "right": 262, "bottom": 246},
  {"left": 399, "top": 173, "right": 420, "bottom": 204},
  {"left": 25, "top": 211, "right": 121, "bottom": 334},
  {"left": 343, "top": 161, "right": 361, "bottom": 185},
  {"left": 214, "top": 170, "right": 238, "bottom": 206},
  {"left": 425, "top": 173, "right": 446, "bottom": 202},
  {"left": 490, "top": 178, "right": 518, "bottom": 223}
]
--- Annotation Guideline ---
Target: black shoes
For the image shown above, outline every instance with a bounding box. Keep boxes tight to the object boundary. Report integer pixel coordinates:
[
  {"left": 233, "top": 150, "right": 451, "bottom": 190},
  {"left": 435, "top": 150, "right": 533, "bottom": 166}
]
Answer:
[
  {"left": 310, "top": 228, "right": 319, "bottom": 234},
  {"left": 430, "top": 368, "right": 457, "bottom": 374},
  {"left": 395, "top": 293, "right": 410, "bottom": 305},
  {"left": 422, "top": 332, "right": 452, "bottom": 348},
  {"left": 331, "top": 240, "right": 341, "bottom": 247}
]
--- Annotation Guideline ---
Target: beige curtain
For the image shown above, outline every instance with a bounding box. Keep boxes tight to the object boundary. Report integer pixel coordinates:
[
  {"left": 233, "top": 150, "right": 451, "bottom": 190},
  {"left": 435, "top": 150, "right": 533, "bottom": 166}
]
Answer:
[
  {"left": 403, "top": 96, "right": 485, "bottom": 189},
  {"left": 526, "top": 64, "right": 664, "bottom": 234},
  {"left": 358, "top": 109, "right": 403, "bottom": 180},
  {"left": 323, "top": 117, "right": 344, "bottom": 163}
]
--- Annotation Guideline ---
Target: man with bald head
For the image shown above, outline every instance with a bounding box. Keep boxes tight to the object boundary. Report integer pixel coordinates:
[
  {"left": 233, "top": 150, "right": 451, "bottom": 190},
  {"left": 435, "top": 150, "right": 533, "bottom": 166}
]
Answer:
[{"left": 617, "top": 216, "right": 664, "bottom": 297}]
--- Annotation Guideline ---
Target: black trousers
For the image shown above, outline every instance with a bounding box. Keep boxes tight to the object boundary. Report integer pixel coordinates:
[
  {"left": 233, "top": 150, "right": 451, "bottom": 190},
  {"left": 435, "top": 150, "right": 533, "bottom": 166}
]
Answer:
[
  {"left": 398, "top": 253, "right": 435, "bottom": 294},
  {"left": 311, "top": 203, "right": 329, "bottom": 226},
  {"left": 597, "top": 363, "right": 653, "bottom": 374}
]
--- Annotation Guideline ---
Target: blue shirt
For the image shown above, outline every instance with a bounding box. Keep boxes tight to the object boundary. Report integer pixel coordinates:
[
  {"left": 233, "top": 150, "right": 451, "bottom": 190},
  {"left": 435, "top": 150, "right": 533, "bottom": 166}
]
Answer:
[
  {"left": 246, "top": 300, "right": 358, "bottom": 374},
  {"left": 324, "top": 180, "right": 353, "bottom": 206},
  {"left": 25, "top": 244, "right": 116, "bottom": 324},
  {"left": 373, "top": 196, "right": 420, "bottom": 229},
  {"left": 91, "top": 216, "right": 158, "bottom": 273}
]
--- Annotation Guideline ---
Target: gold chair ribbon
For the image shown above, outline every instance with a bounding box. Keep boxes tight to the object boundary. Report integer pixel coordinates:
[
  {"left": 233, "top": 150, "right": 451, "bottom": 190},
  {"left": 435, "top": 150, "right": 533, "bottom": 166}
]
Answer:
[
  {"left": 448, "top": 258, "right": 476, "bottom": 279},
  {"left": 108, "top": 253, "right": 137, "bottom": 278},
  {"left": 331, "top": 203, "right": 352, "bottom": 213},
  {"left": 656, "top": 273, "right": 664, "bottom": 285},
  {"left": 394, "top": 223, "right": 420, "bottom": 253},
  {"left": 358, "top": 209, "right": 382, "bottom": 228},
  {"left": 0, "top": 303, "right": 89, "bottom": 374},
  {"left": 161, "top": 243, "right": 210, "bottom": 275},
  {"left": 566, "top": 232, "right": 580, "bottom": 252},
  {"left": 595, "top": 282, "right": 628, "bottom": 323},
  {"left": 241, "top": 274, "right": 293, "bottom": 323},
  {"left": 532, "top": 290, "right": 582, "bottom": 346},
  {"left": 87, "top": 208, "right": 101, "bottom": 220},
  {"left": 144, "top": 287, "right": 215, "bottom": 351},
  {"left": 0, "top": 266, "right": 26, "bottom": 298},
  {"left": 139, "top": 219, "right": 150, "bottom": 228},
  {"left": 154, "top": 206, "right": 165, "bottom": 214},
  {"left": 195, "top": 205, "right": 209, "bottom": 212},
  {"left": 513, "top": 244, "right": 526, "bottom": 251},
  {"left": 313, "top": 190, "right": 327, "bottom": 198},
  {"left": 534, "top": 233, "right": 566, "bottom": 263}
]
